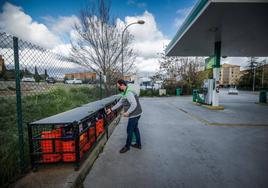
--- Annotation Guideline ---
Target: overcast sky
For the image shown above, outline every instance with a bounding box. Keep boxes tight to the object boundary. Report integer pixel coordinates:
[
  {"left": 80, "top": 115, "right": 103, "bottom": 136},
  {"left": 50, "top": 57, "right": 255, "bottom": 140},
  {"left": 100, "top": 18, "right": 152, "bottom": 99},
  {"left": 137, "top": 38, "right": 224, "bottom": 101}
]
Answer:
[{"left": 0, "top": 0, "right": 263, "bottom": 75}]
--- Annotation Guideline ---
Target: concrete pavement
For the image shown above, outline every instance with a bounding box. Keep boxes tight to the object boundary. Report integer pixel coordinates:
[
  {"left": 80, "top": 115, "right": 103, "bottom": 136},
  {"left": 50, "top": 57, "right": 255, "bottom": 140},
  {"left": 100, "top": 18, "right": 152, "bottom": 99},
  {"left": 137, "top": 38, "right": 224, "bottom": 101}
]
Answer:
[
  {"left": 171, "top": 89, "right": 268, "bottom": 125},
  {"left": 84, "top": 93, "right": 268, "bottom": 188}
]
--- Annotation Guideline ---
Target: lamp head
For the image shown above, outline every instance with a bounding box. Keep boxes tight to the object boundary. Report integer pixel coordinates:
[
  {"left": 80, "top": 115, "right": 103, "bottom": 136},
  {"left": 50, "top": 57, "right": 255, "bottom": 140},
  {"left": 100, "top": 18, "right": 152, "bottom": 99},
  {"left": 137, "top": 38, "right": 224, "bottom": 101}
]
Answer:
[{"left": 137, "top": 20, "right": 145, "bottom": 24}]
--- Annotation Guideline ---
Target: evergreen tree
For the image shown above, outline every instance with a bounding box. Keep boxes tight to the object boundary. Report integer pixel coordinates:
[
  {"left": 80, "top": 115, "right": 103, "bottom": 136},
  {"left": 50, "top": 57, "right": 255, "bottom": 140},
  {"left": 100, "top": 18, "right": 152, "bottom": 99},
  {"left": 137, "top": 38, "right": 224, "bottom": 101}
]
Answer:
[
  {"left": 44, "top": 69, "right": 48, "bottom": 78},
  {"left": 23, "top": 68, "right": 32, "bottom": 76},
  {"left": 34, "top": 66, "right": 41, "bottom": 82},
  {"left": 239, "top": 57, "right": 261, "bottom": 90}
]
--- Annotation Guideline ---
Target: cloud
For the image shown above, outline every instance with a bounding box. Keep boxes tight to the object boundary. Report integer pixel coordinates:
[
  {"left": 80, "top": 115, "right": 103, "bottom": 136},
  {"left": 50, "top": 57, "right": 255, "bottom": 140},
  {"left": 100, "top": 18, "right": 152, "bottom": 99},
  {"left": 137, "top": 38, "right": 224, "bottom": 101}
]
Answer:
[
  {"left": 0, "top": 3, "right": 167, "bottom": 74},
  {"left": 52, "top": 43, "right": 72, "bottom": 57},
  {"left": 0, "top": 2, "right": 61, "bottom": 48},
  {"left": 43, "top": 15, "right": 80, "bottom": 43},
  {"left": 125, "top": 11, "right": 164, "bottom": 42},
  {"left": 0, "top": 46, "right": 86, "bottom": 78},
  {"left": 174, "top": 6, "right": 193, "bottom": 28},
  {"left": 115, "top": 11, "right": 170, "bottom": 73},
  {"left": 221, "top": 57, "right": 267, "bottom": 70},
  {"left": 221, "top": 57, "right": 248, "bottom": 68},
  {"left": 0, "top": 2, "right": 79, "bottom": 56},
  {"left": 0, "top": 3, "right": 83, "bottom": 76},
  {"left": 176, "top": 7, "right": 192, "bottom": 15},
  {"left": 174, "top": 18, "right": 185, "bottom": 29},
  {"left": 51, "top": 16, "right": 79, "bottom": 33},
  {"left": 135, "top": 57, "right": 160, "bottom": 73},
  {"left": 121, "top": 11, "right": 170, "bottom": 70},
  {"left": 132, "top": 40, "right": 168, "bottom": 59}
]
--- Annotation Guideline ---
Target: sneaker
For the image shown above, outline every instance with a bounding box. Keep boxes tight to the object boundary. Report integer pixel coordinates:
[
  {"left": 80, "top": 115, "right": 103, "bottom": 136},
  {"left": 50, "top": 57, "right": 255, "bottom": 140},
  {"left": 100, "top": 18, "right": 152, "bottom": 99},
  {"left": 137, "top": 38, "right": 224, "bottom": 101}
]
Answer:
[
  {"left": 131, "top": 143, "right": 142, "bottom": 149},
  {"left": 119, "top": 146, "right": 129, "bottom": 153}
]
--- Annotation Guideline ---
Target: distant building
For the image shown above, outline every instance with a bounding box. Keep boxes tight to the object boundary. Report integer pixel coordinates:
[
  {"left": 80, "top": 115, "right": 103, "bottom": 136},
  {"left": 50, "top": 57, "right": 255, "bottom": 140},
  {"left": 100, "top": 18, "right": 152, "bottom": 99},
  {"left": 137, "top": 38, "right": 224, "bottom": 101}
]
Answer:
[
  {"left": 219, "top": 63, "right": 241, "bottom": 86},
  {"left": 123, "top": 75, "right": 132, "bottom": 82},
  {"left": 65, "top": 72, "right": 96, "bottom": 81}
]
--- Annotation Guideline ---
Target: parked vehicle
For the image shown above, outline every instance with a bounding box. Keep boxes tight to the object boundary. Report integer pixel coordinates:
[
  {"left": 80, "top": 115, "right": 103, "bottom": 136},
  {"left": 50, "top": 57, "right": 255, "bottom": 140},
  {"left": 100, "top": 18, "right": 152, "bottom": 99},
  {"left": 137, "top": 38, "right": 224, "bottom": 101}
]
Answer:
[
  {"left": 55, "top": 77, "right": 65, "bottom": 83},
  {"left": 65, "top": 78, "right": 83, "bottom": 84},
  {"left": 228, "top": 87, "right": 239, "bottom": 95},
  {"left": 21, "top": 77, "right": 35, "bottom": 82},
  {"left": 46, "top": 77, "right": 56, "bottom": 84}
]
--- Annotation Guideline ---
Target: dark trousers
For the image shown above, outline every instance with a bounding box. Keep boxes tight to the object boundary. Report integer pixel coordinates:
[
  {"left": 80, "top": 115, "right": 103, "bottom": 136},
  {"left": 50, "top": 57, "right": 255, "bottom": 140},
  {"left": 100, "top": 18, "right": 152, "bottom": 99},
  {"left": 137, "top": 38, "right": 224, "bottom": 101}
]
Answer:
[{"left": 126, "top": 116, "right": 141, "bottom": 149}]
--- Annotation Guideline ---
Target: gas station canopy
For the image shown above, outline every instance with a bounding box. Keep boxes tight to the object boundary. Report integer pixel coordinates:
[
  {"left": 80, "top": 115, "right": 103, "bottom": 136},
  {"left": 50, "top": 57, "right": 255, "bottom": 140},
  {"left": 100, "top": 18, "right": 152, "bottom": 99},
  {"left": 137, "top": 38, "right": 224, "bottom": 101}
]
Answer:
[{"left": 166, "top": 0, "right": 268, "bottom": 57}]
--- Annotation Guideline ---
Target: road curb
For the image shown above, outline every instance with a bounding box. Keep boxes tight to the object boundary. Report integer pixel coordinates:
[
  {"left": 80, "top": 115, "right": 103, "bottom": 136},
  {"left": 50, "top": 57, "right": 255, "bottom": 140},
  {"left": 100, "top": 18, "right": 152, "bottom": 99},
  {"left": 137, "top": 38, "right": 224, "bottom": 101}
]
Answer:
[
  {"left": 255, "top": 102, "right": 268, "bottom": 106},
  {"left": 175, "top": 105, "right": 268, "bottom": 127},
  {"left": 192, "top": 102, "right": 225, "bottom": 110}
]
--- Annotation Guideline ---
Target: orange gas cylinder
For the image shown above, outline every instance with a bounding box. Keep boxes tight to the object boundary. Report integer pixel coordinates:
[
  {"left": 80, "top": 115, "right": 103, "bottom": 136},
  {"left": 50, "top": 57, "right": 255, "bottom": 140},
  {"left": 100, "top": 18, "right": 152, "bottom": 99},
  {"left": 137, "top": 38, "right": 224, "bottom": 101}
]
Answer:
[{"left": 40, "top": 129, "right": 61, "bottom": 153}]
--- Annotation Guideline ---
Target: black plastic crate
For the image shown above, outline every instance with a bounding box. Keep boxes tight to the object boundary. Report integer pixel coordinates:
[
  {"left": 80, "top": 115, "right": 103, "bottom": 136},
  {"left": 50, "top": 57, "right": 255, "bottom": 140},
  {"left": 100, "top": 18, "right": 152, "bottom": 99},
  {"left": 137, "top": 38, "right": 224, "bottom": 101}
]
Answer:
[{"left": 28, "top": 96, "right": 121, "bottom": 170}]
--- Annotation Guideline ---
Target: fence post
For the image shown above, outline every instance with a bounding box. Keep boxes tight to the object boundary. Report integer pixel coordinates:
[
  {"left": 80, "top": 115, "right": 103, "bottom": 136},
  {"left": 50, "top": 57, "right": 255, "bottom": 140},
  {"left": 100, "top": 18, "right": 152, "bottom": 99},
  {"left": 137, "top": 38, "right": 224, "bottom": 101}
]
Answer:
[{"left": 13, "top": 36, "right": 25, "bottom": 171}]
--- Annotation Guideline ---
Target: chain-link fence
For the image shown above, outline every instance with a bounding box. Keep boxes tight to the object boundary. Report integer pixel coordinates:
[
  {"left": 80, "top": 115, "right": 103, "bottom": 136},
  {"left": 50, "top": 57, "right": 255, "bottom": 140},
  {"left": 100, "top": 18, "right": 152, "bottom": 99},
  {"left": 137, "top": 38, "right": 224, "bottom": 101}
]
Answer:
[{"left": 0, "top": 32, "right": 110, "bottom": 187}]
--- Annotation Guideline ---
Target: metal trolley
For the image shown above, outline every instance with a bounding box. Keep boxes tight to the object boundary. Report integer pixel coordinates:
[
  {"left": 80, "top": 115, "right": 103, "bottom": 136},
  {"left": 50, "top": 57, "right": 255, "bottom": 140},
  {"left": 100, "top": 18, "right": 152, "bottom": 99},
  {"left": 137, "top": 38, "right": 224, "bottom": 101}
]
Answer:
[{"left": 27, "top": 95, "right": 120, "bottom": 170}]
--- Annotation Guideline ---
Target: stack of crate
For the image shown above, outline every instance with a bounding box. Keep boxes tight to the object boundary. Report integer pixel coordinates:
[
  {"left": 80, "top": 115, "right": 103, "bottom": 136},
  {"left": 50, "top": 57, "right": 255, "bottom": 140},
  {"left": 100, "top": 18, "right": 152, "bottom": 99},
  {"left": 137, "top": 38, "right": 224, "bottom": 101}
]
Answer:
[
  {"left": 28, "top": 95, "right": 121, "bottom": 169},
  {"left": 41, "top": 128, "right": 62, "bottom": 163},
  {"left": 82, "top": 126, "right": 96, "bottom": 152},
  {"left": 39, "top": 120, "right": 104, "bottom": 163},
  {"left": 96, "top": 118, "right": 104, "bottom": 137},
  {"left": 60, "top": 126, "right": 87, "bottom": 162}
]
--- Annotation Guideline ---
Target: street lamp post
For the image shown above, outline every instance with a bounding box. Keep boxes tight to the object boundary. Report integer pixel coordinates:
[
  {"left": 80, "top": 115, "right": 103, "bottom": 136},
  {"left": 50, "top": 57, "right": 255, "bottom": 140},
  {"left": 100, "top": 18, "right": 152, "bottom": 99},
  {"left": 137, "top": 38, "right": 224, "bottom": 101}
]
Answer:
[{"left": 121, "top": 20, "right": 145, "bottom": 78}]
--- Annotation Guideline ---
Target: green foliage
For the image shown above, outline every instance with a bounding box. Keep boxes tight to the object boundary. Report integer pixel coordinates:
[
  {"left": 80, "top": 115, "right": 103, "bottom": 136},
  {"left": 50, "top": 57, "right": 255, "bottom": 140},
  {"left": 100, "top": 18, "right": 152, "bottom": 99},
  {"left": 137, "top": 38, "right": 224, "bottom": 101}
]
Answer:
[
  {"left": 7, "top": 86, "right": 16, "bottom": 91},
  {"left": 162, "top": 80, "right": 202, "bottom": 95},
  {"left": 0, "top": 86, "right": 98, "bottom": 187},
  {"left": 0, "top": 65, "right": 41, "bottom": 81},
  {"left": 22, "top": 68, "right": 32, "bottom": 77},
  {"left": 44, "top": 69, "right": 48, "bottom": 78},
  {"left": 2, "top": 69, "right": 16, "bottom": 80},
  {"left": 157, "top": 53, "right": 205, "bottom": 94},
  {"left": 140, "top": 89, "right": 159, "bottom": 97},
  {"left": 238, "top": 57, "right": 267, "bottom": 90},
  {"left": 34, "top": 66, "right": 41, "bottom": 82}
]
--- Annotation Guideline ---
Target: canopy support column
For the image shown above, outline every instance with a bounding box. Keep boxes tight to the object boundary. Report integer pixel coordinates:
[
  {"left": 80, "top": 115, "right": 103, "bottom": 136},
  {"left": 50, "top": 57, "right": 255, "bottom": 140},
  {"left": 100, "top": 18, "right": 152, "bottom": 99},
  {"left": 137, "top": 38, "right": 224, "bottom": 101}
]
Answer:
[{"left": 212, "top": 41, "right": 221, "bottom": 106}]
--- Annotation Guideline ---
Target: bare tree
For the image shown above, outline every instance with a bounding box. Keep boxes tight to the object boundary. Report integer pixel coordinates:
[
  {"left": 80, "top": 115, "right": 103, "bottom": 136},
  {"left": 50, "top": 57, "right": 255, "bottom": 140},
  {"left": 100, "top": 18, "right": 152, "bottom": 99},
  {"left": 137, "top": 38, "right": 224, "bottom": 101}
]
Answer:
[
  {"left": 159, "top": 52, "right": 203, "bottom": 80},
  {"left": 70, "top": 0, "right": 136, "bottom": 95},
  {"left": 157, "top": 50, "right": 205, "bottom": 93},
  {"left": 157, "top": 52, "right": 180, "bottom": 80}
]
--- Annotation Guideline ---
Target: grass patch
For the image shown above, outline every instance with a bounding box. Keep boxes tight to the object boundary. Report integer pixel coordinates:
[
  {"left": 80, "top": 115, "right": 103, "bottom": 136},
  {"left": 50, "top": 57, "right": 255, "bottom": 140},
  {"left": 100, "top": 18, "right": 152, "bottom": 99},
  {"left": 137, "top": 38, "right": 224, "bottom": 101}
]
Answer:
[
  {"left": 0, "top": 86, "right": 99, "bottom": 187},
  {"left": 7, "top": 86, "right": 16, "bottom": 91}
]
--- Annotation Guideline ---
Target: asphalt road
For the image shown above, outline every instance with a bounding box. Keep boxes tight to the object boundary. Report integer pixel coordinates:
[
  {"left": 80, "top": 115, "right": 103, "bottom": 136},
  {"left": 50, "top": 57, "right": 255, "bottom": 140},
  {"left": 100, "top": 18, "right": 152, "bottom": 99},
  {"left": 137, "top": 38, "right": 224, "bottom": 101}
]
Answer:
[{"left": 83, "top": 95, "right": 268, "bottom": 188}]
